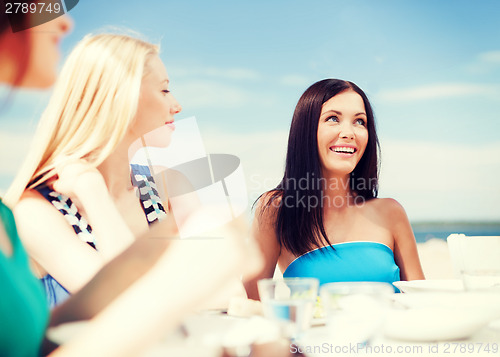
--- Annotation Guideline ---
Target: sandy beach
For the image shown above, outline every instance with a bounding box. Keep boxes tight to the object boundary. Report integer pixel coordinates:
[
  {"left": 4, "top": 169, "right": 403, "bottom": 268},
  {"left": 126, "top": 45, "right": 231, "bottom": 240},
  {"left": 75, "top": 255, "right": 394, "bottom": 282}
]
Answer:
[{"left": 417, "top": 239, "right": 455, "bottom": 279}]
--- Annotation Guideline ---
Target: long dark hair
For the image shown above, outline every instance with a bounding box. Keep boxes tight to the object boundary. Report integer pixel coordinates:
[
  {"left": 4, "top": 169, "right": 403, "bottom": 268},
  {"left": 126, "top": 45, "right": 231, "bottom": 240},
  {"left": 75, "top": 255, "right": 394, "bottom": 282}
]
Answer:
[{"left": 260, "top": 79, "right": 380, "bottom": 256}]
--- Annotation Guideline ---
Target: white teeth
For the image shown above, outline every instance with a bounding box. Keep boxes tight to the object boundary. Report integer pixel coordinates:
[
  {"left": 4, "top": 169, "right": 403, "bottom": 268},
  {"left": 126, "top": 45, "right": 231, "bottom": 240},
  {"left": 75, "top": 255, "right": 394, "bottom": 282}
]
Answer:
[{"left": 332, "top": 146, "right": 355, "bottom": 154}]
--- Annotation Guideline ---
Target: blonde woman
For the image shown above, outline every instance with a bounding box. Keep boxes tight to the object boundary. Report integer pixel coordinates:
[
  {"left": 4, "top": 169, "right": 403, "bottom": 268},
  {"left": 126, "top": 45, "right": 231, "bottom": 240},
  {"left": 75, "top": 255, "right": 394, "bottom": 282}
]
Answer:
[
  {"left": 4, "top": 33, "right": 182, "bottom": 307},
  {"left": 1, "top": 8, "right": 262, "bottom": 355}
]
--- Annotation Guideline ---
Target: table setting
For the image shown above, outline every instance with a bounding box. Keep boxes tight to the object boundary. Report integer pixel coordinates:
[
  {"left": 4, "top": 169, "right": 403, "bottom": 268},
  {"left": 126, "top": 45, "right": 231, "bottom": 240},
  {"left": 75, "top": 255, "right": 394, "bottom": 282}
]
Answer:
[
  {"left": 47, "top": 281, "right": 500, "bottom": 357},
  {"left": 48, "top": 234, "right": 500, "bottom": 356}
]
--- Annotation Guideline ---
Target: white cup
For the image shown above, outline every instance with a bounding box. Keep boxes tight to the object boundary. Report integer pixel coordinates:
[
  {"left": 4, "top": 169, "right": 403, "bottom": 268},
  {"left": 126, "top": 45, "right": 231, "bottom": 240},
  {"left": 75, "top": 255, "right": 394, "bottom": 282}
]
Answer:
[{"left": 447, "top": 234, "right": 500, "bottom": 291}]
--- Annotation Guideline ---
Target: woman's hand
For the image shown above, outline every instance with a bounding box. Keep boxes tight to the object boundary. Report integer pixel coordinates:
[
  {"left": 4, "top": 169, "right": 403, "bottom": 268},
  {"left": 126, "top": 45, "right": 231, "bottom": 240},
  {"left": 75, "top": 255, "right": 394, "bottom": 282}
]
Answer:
[
  {"left": 52, "top": 160, "right": 106, "bottom": 200},
  {"left": 50, "top": 208, "right": 264, "bottom": 357}
]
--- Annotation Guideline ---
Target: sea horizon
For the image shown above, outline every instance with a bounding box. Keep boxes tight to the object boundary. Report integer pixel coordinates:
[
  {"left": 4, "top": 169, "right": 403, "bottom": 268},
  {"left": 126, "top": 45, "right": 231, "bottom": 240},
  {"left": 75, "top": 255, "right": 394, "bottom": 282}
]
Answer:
[{"left": 411, "top": 221, "right": 500, "bottom": 243}]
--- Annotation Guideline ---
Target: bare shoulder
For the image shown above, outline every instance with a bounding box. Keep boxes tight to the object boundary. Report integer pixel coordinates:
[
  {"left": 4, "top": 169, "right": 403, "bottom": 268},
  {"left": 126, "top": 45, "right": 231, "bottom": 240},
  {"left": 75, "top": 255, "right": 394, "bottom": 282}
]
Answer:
[
  {"left": 251, "top": 190, "right": 283, "bottom": 249},
  {"left": 361, "top": 198, "right": 410, "bottom": 235},
  {"left": 15, "top": 189, "right": 63, "bottom": 227},
  {"left": 363, "top": 197, "right": 406, "bottom": 218},
  {"left": 15, "top": 188, "right": 83, "bottom": 231},
  {"left": 368, "top": 199, "right": 424, "bottom": 280},
  {"left": 19, "top": 188, "right": 43, "bottom": 200},
  {"left": 16, "top": 189, "right": 53, "bottom": 213},
  {"left": 253, "top": 190, "right": 282, "bottom": 225},
  {"left": 14, "top": 189, "right": 78, "bottom": 249}
]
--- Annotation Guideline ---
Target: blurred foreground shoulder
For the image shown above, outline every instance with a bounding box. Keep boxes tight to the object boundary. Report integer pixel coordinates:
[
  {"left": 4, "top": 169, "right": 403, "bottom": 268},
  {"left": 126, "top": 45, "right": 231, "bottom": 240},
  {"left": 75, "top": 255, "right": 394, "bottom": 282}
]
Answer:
[{"left": 14, "top": 189, "right": 62, "bottom": 233}]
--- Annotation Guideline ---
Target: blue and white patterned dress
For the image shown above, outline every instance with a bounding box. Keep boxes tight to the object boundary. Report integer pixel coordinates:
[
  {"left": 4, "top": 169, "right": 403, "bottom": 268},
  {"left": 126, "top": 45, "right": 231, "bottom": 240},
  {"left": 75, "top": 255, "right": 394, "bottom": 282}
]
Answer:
[{"left": 36, "top": 165, "right": 166, "bottom": 308}]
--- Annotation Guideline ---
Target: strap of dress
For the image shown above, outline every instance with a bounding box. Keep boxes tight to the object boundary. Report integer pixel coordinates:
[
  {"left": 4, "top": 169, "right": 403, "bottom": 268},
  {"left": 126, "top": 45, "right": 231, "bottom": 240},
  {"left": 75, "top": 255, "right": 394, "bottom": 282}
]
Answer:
[
  {"left": 130, "top": 164, "right": 167, "bottom": 225},
  {"left": 36, "top": 165, "right": 166, "bottom": 244},
  {"left": 36, "top": 186, "right": 96, "bottom": 249}
]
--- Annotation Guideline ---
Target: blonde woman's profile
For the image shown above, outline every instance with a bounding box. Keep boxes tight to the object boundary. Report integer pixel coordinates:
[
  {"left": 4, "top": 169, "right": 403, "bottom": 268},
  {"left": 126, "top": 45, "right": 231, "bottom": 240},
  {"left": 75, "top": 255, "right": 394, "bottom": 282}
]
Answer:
[{"left": 5, "top": 32, "right": 185, "bottom": 307}]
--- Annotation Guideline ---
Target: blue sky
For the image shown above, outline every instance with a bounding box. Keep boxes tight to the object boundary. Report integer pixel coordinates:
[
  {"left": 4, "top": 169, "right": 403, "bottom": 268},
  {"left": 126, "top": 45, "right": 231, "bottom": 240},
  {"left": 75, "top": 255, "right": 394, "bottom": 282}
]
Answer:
[{"left": 1, "top": 0, "right": 499, "bottom": 221}]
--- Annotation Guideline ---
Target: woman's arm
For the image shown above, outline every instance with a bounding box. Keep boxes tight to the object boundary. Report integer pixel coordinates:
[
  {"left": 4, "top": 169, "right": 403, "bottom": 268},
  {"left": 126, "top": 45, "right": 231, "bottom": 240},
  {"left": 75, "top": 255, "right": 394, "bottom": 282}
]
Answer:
[
  {"left": 49, "top": 211, "right": 264, "bottom": 357},
  {"left": 40, "top": 236, "right": 171, "bottom": 355},
  {"left": 14, "top": 164, "right": 135, "bottom": 292},
  {"left": 49, "top": 236, "right": 171, "bottom": 326},
  {"left": 385, "top": 198, "right": 425, "bottom": 281},
  {"left": 244, "top": 195, "right": 281, "bottom": 300},
  {"left": 50, "top": 208, "right": 262, "bottom": 325}
]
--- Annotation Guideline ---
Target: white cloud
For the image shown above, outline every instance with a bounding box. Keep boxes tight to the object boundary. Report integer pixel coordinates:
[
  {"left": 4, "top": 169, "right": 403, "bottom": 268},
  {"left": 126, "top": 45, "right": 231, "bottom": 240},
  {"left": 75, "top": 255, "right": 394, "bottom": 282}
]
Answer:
[
  {"left": 203, "top": 68, "right": 261, "bottom": 81},
  {"left": 0, "top": 131, "right": 35, "bottom": 194},
  {"left": 478, "top": 50, "right": 500, "bottom": 64},
  {"left": 0, "top": 131, "right": 34, "bottom": 171},
  {"left": 379, "top": 140, "right": 500, "bottom": 221},
  {"left": 5, "top": 123, "right": 498, "bottom": 222},
  {"left": 280, "top": 74, "right": 312, "bottom": 87},
  {"left": 466, "top": 50, "right": 500, "bottom": 74},
  {"left": 174, "top": 79, "right": 281, "bottom": 110},
  {"left": 203, "top": 132, "right": 500, "bottom": 221},
  {"left": 203, "top": 131, "right": 500, "bottom": 221},
  {"left": 168, "top": 65, "right": 262, "bottom": 81},
  {"left": 174, "top": 80, "right": 251, "bottom": 108},
  {"left": 376, "top": 83, "right": 500, "bottom": 102},
  {"left": 201, "top": 129, "right": 289, "bottom": 203}
]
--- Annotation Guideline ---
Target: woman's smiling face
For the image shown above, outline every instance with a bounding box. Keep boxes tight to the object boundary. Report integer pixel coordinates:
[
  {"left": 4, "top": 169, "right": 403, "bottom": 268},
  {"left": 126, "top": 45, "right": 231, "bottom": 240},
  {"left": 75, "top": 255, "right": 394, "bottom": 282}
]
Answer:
[{"left": 316, "top": 89, "right": 369, "bottom": 178}]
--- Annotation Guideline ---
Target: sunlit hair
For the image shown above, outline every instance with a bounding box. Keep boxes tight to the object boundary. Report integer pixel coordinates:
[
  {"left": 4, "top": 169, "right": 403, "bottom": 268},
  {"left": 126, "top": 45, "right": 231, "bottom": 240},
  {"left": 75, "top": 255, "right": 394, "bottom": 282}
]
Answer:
[{"left": 4, "top": 33, "right": 159, "bottom": 206}]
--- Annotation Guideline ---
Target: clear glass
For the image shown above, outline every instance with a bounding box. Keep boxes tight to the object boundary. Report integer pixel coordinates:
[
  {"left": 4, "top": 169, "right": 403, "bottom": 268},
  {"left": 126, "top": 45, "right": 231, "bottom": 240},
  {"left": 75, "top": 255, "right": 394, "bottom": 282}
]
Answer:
[
  {"left": 457, "top": 236, "right": 500, "bottom": 292},
  {"left": 320, "top": 281, "right": 394, "bottom": 344},
  {"left": 257, "top": 278, "right": 319, "bottom": 339},
  {"left": 462, "top": 269, "right": 500, "bottom": 291}
]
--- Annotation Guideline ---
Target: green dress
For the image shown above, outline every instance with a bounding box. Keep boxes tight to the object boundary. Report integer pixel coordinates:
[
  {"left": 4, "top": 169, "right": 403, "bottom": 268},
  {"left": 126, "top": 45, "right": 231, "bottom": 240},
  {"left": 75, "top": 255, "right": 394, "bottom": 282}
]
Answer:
[{"left": 0, "top": 200, "right": 49, "bottom": 357}]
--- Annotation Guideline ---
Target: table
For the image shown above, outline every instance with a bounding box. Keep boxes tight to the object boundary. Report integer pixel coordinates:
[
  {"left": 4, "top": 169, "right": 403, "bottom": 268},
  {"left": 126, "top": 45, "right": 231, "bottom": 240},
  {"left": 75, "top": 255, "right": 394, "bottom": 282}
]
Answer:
[
  {"left": 48, "top": 294, "right": 500, "bottom": 357},
  {"left": 141, "top": 309, "right": 500, "bottom": 357}
]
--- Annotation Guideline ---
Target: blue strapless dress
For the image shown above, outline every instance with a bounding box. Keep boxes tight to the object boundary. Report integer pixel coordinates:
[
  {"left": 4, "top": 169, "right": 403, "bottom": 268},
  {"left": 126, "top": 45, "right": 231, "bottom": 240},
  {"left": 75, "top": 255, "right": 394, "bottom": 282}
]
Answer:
[{"left": 283, "top": 242, "right": 400, "bottom": 289}]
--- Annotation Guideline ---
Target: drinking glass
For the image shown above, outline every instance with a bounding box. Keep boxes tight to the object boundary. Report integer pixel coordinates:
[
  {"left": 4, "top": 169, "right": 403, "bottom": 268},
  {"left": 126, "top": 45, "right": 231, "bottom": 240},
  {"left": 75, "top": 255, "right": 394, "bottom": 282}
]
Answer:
[
  {"left": 462, "top": 270, "right": 500, "bottom": 291},
  {"left": 320, "top": 282, "right": 394, "bottom": 344},
  {"left": 257, "top": 278, "right": 319, "bottom": 340},
  {"left": 453, "top": 236, "right": 500, "bottom": 291}
]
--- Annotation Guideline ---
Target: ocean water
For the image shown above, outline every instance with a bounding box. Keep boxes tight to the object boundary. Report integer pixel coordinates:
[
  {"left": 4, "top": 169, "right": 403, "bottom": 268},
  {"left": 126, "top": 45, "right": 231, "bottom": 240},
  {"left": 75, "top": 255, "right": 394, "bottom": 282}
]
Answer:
[{"left": 411, "top": 222, "right": 500, "bottom": 243}]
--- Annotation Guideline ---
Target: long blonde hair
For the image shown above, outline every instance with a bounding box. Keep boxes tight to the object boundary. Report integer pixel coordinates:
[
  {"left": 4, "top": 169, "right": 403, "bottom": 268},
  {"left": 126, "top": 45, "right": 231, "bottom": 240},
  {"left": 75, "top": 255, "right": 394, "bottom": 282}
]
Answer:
[{"left": 4, "top": 33, "right": 159, "bottom": 206}]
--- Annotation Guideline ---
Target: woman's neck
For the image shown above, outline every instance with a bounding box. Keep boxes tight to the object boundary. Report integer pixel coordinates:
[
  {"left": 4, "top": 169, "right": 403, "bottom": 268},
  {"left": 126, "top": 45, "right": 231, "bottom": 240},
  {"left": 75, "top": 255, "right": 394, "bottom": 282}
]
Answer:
[
  {"left": 98, "top": 140, "right": 134, "bottom": 199},
  {"left": 321, "top": 173, "right": 354, "bottom": 210}
]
